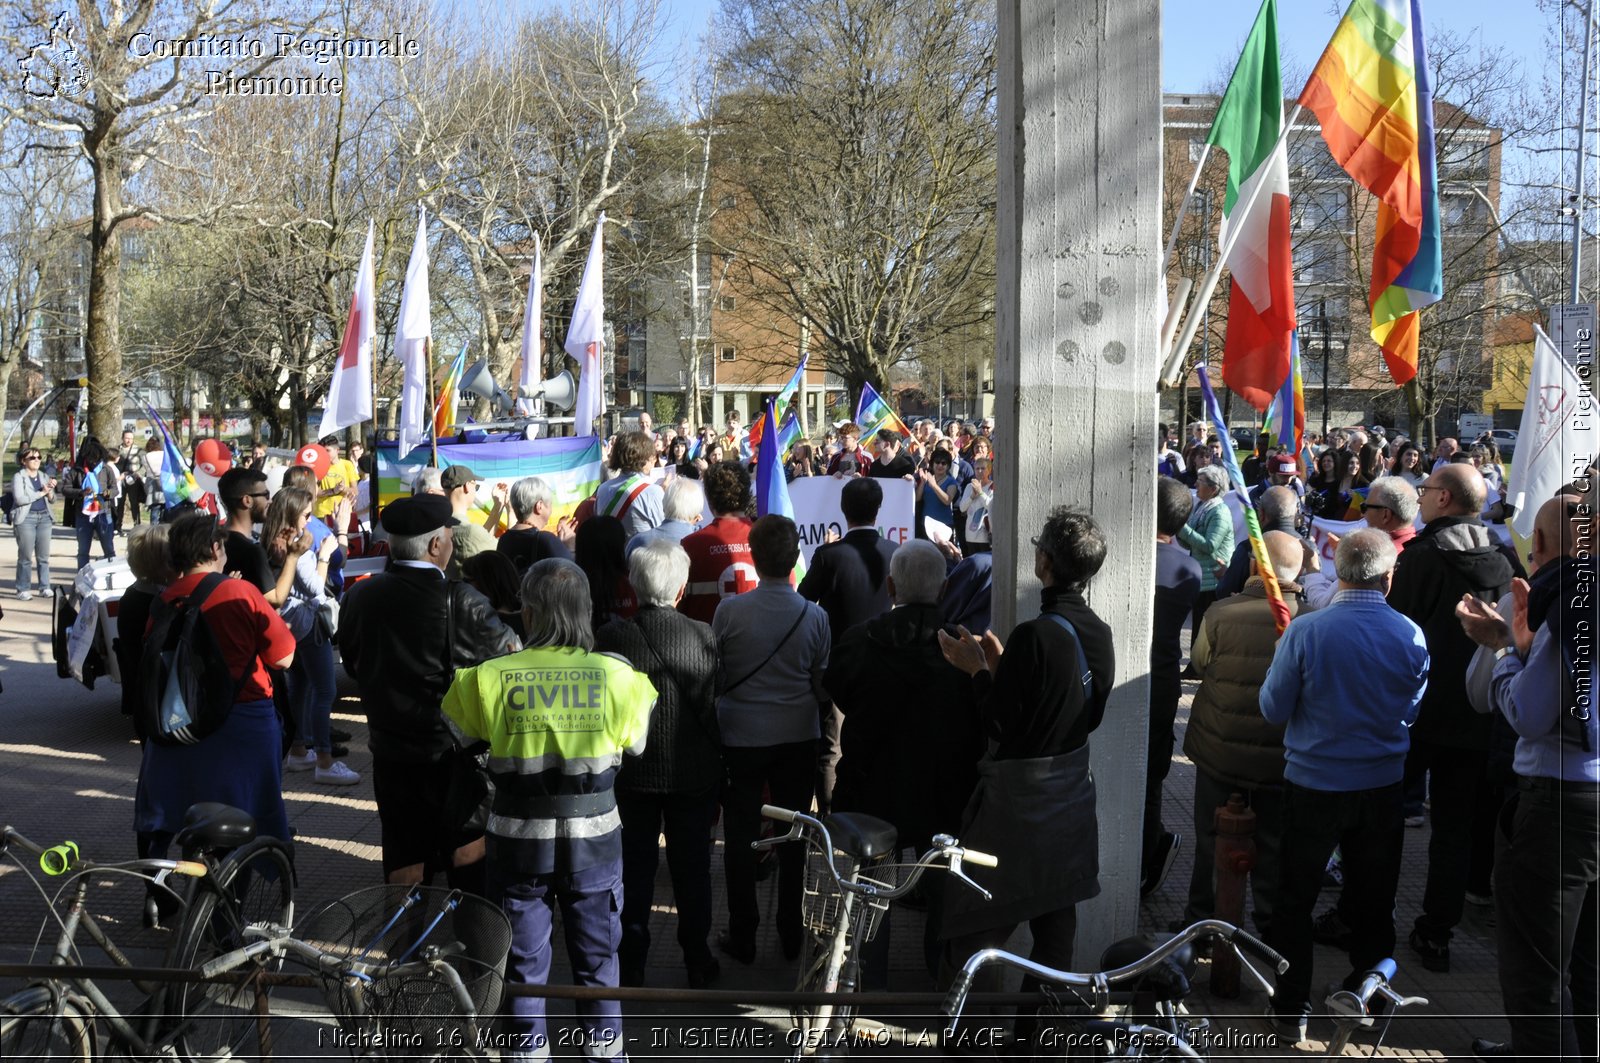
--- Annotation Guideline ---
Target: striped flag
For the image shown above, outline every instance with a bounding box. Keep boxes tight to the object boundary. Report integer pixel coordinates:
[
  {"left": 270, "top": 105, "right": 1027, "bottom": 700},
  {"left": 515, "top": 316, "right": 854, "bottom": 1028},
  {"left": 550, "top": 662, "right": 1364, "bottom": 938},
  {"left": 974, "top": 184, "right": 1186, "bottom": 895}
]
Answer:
[
  {"left": 1299, "top": 0, "right": 1442, "bottom": 385},
  {"left": 433, "top": 343, "right": 468, "bottom": 439},
  {"left": 749, "top": 354, "right": 808, "bottom": 448},
  {"left": 1209, "top": 0, "right": 1296, "bottom": 410},
  {"left": 145, "top": 405, "right": 199, "bottom": 504},
  {"left": 517, "top": 233, "right": 543, "bottom": 416},
  {"left": 854, "top": 381, "right": 910, "bottom": 439},
  {"left": 1198, "top": 366, "right": 1291, "bottom": 635},
  {"left": 395, "top": 211, "right": 433, "bottom": 458},
  {"left": 755, "top": 399, "right": 807, "bottom": 582},
  {"left": 1274, "top": 330, "right": 1307, "bottom": 457}
]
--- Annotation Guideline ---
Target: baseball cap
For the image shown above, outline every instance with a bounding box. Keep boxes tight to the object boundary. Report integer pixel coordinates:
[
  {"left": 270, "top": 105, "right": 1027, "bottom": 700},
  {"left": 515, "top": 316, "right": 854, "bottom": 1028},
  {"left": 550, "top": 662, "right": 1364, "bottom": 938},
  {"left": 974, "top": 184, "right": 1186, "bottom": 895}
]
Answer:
[
  {"left": 440, "top": 465, "right": 481, "bottom": 491},
  {"left": 1273, "top": 457, "right": 1298, "bottom": 476},
  {"left": 381, "top": 494, "right": 459, "bottom": 536}
]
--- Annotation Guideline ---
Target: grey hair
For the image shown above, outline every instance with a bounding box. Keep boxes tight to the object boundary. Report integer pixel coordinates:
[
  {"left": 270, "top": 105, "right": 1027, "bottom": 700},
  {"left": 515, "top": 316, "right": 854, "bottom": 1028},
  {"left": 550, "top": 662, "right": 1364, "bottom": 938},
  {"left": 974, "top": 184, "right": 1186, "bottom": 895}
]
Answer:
[
  {"left": 662, "top": 477, "right": 706, "bottom": 523},
  {"left": 1365, "top": 476, "right": 1419, "bottom": 523},
  {"left": 1334, "top": 527, "right": 1398, "bottom": 587},
  {"left": 1195, "top": 465, "right": 1229, "bottom": 493},
  {"left": 521, "top": 558, "right": 595, "bottom": 651},
  {"left": 388, "top": 528, "right": 446, "bottom": 562},
  {"left": 509, "top": 476, "right": 553, "bottom": 522},
  {"left": 411, "top": 467, "right": 443, "bottom": 496},
  {"left": 889, "top": 540, "right": 947, "bottom": 606},
  {"left": 1257, "top": 485, "right": 1299, "bottom": 527},
  {"left": 1260, "top": 530, "right": 1304, "bottom": 585},
  {"left": 628, "top": 539, "right": 691, "bottom": 608}
]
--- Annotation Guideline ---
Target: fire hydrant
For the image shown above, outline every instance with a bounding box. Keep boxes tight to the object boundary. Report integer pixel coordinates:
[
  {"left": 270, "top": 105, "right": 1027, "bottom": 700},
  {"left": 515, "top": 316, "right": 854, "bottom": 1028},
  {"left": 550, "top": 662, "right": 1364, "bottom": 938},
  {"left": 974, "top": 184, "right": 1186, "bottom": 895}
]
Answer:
[{"left": 1209, "top": 793, "right": 1257, "bottom": 998}]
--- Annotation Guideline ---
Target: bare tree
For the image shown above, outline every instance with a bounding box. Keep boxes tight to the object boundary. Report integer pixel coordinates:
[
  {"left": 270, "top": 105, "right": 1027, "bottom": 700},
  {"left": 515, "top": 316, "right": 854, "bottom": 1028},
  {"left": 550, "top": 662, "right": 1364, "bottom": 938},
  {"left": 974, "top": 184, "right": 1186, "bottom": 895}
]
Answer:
[{"left": 713, "top": 0, "right": 997, "bottom": 395}]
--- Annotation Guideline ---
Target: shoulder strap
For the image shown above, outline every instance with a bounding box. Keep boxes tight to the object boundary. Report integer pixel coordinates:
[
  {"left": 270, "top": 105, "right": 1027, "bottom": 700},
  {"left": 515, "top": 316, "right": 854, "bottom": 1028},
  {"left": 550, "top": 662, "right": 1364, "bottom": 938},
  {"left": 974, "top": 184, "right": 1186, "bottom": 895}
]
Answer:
[
  {"left": 1040, "top": 611, "right": 1094, "bottom": 705},
  {"left": 722, "top": 603, "right": 810, "bottom": 697}
]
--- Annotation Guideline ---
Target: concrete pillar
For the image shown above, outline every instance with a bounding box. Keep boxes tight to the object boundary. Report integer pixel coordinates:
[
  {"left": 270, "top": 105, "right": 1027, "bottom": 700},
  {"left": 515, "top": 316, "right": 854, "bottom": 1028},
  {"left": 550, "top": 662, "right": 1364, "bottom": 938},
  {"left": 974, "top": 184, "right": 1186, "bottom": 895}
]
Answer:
[{"left": 993, "top": 0, "right": 1161, "bottom": 962}]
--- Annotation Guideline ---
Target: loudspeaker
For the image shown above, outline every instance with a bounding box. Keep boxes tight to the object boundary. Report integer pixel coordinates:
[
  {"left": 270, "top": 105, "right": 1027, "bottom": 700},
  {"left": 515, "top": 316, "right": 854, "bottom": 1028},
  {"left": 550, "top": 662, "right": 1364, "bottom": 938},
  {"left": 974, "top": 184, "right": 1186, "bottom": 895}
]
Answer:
[
  {"left": 460, "top": 360, "right": 515, "bottom": 414},
  {"left": 522, "top": 370, "right": 576, "bottom": 413}
]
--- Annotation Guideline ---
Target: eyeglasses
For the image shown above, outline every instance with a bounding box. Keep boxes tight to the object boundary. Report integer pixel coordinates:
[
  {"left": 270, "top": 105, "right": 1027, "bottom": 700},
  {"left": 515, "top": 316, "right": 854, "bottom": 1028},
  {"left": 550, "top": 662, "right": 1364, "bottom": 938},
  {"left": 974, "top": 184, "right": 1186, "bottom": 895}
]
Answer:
[
  {"left": 248, "top": 491, "right": 271, "bottom": 500},
  {"left": 23, "top": 454, "right": 41, "bottom": 461},
  {"left": 1417, "top": 484, "right": 1444, "bottom": 495},
  {"left": 1360, "top": 503, "right": 1390, "bottom": 515}
]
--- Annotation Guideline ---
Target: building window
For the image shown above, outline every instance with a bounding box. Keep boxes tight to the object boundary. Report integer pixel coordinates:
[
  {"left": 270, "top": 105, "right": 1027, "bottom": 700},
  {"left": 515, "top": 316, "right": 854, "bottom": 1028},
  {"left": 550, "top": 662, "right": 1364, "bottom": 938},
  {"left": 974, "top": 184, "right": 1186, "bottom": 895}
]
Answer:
[
  {"left": 1189, "top": 138, "right": 1206, "bottom": 162},
  {"left": 718, "top": 345, "right": 736, "bottom": 362},
  {"left": 717, "top": 295, "right": 736, "bottom": 311}
]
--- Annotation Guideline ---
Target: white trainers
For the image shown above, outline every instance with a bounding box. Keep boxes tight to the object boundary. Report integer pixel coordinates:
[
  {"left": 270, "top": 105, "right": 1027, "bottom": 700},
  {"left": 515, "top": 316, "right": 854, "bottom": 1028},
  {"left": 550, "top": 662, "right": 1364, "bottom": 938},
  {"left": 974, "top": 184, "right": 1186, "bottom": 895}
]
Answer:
[
  {"left": 16, "top": 591, "right": 33, "bottom": 601},
  {"left": 283, "top": 750, "right": 316, "bottom": 772},
  {"left": 315, "top": 761, "right": 361, "bottom": 786}
]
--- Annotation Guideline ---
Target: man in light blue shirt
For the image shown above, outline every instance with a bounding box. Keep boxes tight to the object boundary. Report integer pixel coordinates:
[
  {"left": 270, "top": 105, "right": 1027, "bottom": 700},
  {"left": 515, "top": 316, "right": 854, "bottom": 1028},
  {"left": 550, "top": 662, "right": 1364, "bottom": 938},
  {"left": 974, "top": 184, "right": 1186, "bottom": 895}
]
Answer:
[
  {"left": 1457, "top": 490, "right": 1598, "bottom": 1063},
  {"left": 1258, "top": 528, "right": 1429, "bottom": 1044}
]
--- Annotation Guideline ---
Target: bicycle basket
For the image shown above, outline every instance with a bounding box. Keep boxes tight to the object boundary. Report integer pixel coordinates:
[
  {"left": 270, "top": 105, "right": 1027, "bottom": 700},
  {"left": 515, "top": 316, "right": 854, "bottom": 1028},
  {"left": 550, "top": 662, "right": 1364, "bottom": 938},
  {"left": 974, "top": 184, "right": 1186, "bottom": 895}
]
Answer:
[
  {"left": 296, "top": 885, "right": 511, "bottom": 1052},
  {"left": 801, "top": 844, "right": 894, "bottom": 943}
]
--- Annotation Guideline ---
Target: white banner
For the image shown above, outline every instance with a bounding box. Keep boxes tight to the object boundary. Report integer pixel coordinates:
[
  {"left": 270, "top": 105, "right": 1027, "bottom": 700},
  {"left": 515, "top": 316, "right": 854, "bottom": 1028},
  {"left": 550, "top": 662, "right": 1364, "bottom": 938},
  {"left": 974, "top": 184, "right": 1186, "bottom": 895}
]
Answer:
[{"left": 788, "top": 476, "right": 915, "bottom": 565}]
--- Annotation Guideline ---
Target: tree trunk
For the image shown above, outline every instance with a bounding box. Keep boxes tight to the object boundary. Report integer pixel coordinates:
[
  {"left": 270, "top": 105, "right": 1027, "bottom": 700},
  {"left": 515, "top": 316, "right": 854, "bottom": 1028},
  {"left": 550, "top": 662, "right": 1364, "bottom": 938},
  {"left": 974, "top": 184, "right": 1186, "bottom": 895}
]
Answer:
[{"left": 85, "top": 167, "right": 124, "bottom": 445}]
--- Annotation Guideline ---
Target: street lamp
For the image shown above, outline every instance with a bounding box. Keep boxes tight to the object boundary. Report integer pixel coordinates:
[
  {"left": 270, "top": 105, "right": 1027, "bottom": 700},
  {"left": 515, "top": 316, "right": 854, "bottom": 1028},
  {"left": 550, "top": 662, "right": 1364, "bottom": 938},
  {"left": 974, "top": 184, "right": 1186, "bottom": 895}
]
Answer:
[{"left": 1311, "top": 298, "right": 1332, "bottom": 439}]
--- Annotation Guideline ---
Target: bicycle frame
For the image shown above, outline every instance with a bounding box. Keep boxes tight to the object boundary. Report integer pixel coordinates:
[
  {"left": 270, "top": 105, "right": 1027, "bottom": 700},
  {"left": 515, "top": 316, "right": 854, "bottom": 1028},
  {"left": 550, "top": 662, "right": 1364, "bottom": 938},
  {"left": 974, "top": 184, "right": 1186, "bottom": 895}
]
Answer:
[{"left": 1, "top": 827, "right": 208, "bottom": 1057}]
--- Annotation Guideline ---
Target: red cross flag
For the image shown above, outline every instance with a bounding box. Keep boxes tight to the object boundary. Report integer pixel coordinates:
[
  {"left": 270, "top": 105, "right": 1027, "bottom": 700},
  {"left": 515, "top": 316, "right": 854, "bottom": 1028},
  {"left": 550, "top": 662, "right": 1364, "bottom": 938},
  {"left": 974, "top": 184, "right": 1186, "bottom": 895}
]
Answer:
[{"left": 319, "top": 219, "right": 375, "bottom": 439}]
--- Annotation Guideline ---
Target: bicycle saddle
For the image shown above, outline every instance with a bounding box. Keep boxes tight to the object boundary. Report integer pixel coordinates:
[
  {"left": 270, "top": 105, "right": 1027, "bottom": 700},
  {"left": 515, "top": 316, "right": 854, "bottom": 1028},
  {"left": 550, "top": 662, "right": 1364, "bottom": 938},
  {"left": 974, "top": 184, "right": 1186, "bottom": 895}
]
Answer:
[
  {"left": 822, "top": 812, "right": 899, "bottom": 861},
  {"left": 1099, "top": 935, "right": 1195, "bottom": 1002},
  {"left": 175, "top": 802, "right": 258, "bottom": 856}
]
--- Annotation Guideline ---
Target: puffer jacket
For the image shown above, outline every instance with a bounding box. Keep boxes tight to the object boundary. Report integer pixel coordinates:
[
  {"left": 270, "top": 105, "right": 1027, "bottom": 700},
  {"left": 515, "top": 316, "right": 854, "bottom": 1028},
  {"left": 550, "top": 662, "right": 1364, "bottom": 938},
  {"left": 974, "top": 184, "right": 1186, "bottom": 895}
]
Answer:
[
  {"left": 1178, "top": 496, "right": 1234, "bottom": 592},
  {"left": 1183, "top": 578, "right": 1301, "bottom": 788}
]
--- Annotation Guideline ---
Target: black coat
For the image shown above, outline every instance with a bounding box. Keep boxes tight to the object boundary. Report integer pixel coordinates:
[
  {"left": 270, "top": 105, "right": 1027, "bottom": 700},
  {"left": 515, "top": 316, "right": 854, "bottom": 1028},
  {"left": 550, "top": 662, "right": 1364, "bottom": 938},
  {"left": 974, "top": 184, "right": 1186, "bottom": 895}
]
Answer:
[
  {"left": 595, "top": 606, "right": 722, "bottom": 795},
  {"left": 339, "top": 565, "right": 519, "bottom": 763},
  {"left": 798, "top": 528, "right": 897, "bottom": 647},
  {"left": 824, "top": 604, "right": 981, "bottom": 848},
  {"left": 1388, "top": 516, "right": 1514, "bottom": 750}
]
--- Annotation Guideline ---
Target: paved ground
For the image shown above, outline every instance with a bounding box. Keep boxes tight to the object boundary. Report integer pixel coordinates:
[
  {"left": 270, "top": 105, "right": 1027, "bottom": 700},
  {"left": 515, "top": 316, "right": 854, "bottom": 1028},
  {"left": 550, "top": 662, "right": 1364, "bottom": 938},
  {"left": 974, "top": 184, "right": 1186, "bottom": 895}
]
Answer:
[{"left": 0, "top": 523, "right": 1509, "bottom": 1059}]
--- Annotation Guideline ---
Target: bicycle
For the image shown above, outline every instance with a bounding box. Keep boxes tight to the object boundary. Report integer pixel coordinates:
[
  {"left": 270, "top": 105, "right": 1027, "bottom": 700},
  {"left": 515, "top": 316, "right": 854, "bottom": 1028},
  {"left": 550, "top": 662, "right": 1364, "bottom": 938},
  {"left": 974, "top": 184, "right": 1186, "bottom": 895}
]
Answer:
[
  {"left": 756, "top": 804, "right": 998, "bottom": 1060},
  {"left": 944, "top": 919, "right": 1427, "bottom": 1058},
  {"left": 199, "top": 883, "right": 512, "bottom": 1060},
  {"left": 0, "top": 802, "right": 295, "bottom": 1062}
]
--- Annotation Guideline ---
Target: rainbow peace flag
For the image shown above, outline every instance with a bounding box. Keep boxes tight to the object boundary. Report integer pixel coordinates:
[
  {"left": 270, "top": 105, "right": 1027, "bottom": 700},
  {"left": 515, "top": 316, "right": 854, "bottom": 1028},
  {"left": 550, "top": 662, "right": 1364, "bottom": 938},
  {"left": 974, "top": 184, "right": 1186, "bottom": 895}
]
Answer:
[
  {"left": 145, "top": 405, "right": 199, "bottom": 503},
  {"left": 749, "top": 354, "right": 808, "bottom": 449},
  {"left": 854, "top": 381, "right": 909, "bottom": 439},
  {"left": 375, "top": 436, "right": 603, "bottom": 528},
  {"left": 1299, "top": 0, "right": 1441, "bottom": 385},
  {"left": 1274, "top": 330, "right": 1306, "bottom": 457},
  {"left": 1198, "top": 367, "right": 1291, "bottom": 635},
  {"left": 433, "top": 342, "right": 468, "bottom": 439}
]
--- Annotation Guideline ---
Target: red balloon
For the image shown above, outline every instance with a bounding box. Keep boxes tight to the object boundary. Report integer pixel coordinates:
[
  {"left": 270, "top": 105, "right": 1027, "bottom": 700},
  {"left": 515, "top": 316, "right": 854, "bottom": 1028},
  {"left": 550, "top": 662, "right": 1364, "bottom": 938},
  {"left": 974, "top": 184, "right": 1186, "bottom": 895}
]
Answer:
[
  {"left": 296, "top": 443, "right": 332, "bottom": 480},
  {"left": 193, "top": 438, "right": 233, "bottom": 478}
]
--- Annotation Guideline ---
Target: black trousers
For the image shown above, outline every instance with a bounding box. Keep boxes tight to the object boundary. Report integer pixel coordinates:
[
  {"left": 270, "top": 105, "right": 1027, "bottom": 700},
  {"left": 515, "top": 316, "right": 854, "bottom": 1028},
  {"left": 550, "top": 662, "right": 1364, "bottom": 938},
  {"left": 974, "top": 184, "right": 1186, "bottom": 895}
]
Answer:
[
  {"left": 1142, "top": 671, "right": 1182, "bottom": 875},
  {"left": 1267, "top": 780, "right": 1403, "bottom": 1013},
  {"left": 1404, "top": 738, "right": 1496, "bottom": 941},
  {"left": 943, "top": 906, "right": 1078, "bottom": 1047},
  {"left": 1495, "top": 780, "right": 1600, "bottom": 1061},
  {"left": 723, "top": 741, "right": 816, "bottom": 944},
  {"left": 617, "top": 787, "right": 719, "bottom": 974}
]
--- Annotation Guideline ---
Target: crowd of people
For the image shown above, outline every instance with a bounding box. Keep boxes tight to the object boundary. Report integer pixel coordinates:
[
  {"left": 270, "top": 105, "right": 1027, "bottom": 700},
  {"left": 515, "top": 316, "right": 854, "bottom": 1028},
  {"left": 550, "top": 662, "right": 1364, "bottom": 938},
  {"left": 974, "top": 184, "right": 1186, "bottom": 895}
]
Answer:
[{"left": 6, "top": 406, "right": 1595, "bottom": 1062}]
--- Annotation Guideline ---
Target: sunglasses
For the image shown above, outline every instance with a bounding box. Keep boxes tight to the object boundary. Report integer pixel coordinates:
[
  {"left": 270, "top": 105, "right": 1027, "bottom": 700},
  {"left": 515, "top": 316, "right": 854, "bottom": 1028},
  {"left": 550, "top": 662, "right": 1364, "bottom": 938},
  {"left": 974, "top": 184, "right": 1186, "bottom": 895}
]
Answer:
[
  {"left": 1360, "top": 503, "right": 1390, "bottom": 515},
  {"left": 23, "top": 454, "right": 41, "bottom": 460}
]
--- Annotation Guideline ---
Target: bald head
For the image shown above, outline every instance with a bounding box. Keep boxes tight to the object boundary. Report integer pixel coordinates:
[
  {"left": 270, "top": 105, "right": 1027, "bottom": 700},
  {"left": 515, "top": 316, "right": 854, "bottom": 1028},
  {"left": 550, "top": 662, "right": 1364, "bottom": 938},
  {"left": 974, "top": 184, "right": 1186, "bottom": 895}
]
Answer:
[
  {"left": 1532, "top": 488, "right": 1597, "bottom": 571},
  {"left": 1261, "top": 529, "right": 1305, "bottom": 584},
  {"left": 1257, "top": 486, "right": 1299, "bottom": 529},
  {"left": 1420, "top": 462, "right": 1486, "bottom": 521}
]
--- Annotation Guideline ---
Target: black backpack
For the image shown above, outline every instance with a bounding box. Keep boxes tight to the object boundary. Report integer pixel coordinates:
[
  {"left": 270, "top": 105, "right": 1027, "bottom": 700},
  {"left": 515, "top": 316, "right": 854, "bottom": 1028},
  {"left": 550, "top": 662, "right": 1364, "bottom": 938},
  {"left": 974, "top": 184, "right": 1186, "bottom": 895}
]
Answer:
[{"left": 138, "top": 574, "right": 243, "bottom": 746}]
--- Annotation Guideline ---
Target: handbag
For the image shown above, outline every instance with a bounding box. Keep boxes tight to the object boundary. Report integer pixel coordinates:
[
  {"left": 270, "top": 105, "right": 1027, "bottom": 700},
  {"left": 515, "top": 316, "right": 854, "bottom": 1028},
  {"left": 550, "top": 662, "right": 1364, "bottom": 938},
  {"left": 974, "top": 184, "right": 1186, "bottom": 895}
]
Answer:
[
  {"left": 441, "top": 746, "right": 493, "bottom": 833},
  {"left": 315, "top": 597, "right": 340, "bottom": 640}
]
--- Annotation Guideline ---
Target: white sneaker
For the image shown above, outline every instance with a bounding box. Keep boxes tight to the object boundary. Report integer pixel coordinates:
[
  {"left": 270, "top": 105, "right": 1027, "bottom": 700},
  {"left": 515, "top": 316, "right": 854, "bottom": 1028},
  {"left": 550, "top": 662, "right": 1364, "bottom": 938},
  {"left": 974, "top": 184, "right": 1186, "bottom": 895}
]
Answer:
[
  {"left": 283, "top": 750, "right": 317, "bottom": 772},
  {"left": 16, "top": 591, "right": 32, "bottom": 601},
  {"left": 315, "top": 761, "right": 361, "bottom": 786}
]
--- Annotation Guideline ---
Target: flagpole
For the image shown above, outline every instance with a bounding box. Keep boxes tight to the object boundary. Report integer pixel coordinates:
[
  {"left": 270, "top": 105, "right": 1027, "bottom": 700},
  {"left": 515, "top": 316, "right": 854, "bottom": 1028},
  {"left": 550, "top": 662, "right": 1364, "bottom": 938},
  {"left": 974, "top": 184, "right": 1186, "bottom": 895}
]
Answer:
[
  {"left": 426, "top": 337, "right": 438, "bottom": 466},
  {"left": 1161, "top": 102, "right": 1305, "bottom": 386}
]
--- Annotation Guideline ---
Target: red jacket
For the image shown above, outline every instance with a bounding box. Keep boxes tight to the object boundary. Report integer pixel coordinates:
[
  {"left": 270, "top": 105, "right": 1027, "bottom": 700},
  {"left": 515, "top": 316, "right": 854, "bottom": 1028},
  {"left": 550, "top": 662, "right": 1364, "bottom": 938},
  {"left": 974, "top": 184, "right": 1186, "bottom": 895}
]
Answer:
[{"left": 678, "top": 516, "right": 756, "bottom": 623}]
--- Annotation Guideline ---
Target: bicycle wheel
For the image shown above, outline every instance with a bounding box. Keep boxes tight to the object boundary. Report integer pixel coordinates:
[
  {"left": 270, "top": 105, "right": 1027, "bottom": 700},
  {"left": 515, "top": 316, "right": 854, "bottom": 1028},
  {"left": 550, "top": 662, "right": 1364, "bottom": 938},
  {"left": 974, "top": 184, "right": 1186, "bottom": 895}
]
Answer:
[
  {"left": 167, "top": 836, "right": 295, "bottom": 1063},
  {"left": 0, "top": 987, "right": 95, "bottom": 1062}
]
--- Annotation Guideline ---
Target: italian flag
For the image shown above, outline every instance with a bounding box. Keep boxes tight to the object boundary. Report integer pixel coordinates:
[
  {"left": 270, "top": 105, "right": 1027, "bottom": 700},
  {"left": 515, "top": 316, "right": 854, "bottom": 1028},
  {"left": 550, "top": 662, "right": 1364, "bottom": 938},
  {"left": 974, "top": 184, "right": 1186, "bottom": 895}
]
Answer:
[{"left": 1207, "top": 0, "right": 1296, "bottom": 411}]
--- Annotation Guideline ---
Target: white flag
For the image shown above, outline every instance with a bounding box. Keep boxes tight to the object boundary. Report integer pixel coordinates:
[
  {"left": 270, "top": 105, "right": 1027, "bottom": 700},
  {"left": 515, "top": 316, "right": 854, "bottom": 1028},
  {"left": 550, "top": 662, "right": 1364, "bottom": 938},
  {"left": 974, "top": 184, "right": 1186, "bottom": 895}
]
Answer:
[
  {"left": 564, "top": 214, "right": 607, "bottom": 437},
  {"left": 1508, "top": 324, "right": 1598, "bottom": 537},
  {"left": 517, "top": 233, "right": 543, "bottom": 415},
  {"left": 319, "top": 220, "right": 375, "bottom": 439},
  {"left": 395, "top": 210, "right": 433, "bottom": 458}
]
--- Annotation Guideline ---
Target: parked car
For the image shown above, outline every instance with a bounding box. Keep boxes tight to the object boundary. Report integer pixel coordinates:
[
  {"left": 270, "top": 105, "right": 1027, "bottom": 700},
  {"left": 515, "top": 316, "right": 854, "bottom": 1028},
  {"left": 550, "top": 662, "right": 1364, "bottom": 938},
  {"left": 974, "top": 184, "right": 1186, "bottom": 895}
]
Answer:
[{"left": 1490, "top": 428, "right": 1517, "bottom": 460}]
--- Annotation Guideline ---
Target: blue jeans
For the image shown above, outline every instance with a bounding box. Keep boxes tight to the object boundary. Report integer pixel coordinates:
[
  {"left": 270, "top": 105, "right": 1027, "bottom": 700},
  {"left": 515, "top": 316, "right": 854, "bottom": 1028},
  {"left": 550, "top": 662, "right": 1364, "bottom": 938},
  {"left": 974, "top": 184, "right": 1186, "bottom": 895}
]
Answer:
[
  {"left": 491, "top": 858, "right": 627, "bottom": 1060},
  {"left": 75, "top": 511, "right": 114, "bottom": 570},
  {"left": 13, "top": 511, "right": 52, "bottom": 593},
  {"left": 289, "top": 636, "right": 335, "bottom": 755}
]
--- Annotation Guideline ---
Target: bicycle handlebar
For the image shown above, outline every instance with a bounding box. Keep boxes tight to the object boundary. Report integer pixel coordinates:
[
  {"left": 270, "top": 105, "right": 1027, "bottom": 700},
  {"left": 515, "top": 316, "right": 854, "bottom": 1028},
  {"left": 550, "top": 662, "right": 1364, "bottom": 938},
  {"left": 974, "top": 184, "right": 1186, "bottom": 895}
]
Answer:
[
  {"left": 3, "top": 826, "right": 206, "bottom": 880},
  {"left": 944, "top": 919, "right": 1288, "bottom": 1025},
  {"left": 1324, "top": 959, "right": 1429, "bottom": 1027},
  {"left": 758, "top": 806, "right": 996, "bottom": 899}
]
